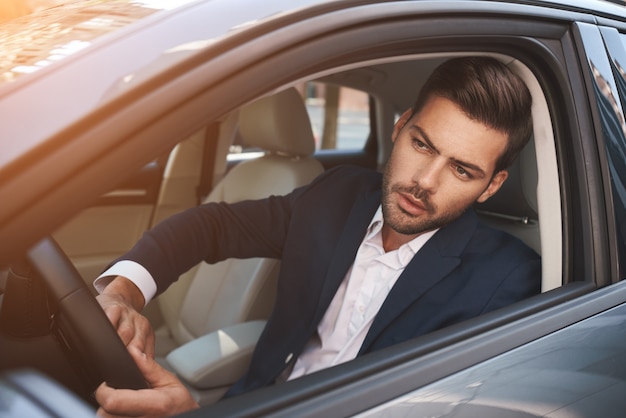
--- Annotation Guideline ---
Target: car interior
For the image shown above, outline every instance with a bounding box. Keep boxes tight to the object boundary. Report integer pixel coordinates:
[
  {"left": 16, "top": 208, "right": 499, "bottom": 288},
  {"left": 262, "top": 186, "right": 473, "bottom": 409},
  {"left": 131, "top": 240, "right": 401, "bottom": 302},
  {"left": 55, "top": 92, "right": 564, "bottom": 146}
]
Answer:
[{"left": 46, "top": 51, "right": 561, "bottom": 405}]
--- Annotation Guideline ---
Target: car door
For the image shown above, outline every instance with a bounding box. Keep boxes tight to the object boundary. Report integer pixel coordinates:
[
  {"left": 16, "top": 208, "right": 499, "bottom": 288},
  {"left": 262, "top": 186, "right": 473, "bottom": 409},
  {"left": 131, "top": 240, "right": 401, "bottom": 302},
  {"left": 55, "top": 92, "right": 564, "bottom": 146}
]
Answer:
[
  {"left": 51, "top": 155, "right": 168, "bottom": 286},
  {"left": 2, "top": 0, "right": 625, "bottom": 415},
  {"left": 165, "top": 1, "right": 623, "bottom": 416},
  {"left": 598, "top": 25, "right": 626, "bottom": 281},
  {"left": 347, "top": 22, "right": 626, "bottom": 417},
  {"left": 51, "top": 128, "right": 214, "bottom": 288}
]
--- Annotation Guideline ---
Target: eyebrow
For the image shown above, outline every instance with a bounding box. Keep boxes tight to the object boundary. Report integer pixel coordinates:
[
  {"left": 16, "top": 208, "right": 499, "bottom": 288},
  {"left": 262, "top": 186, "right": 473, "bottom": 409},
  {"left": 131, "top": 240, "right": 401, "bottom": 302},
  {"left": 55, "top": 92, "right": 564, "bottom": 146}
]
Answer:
[{"left": 410, "top": 125, "right": 487, "bottom": 179}]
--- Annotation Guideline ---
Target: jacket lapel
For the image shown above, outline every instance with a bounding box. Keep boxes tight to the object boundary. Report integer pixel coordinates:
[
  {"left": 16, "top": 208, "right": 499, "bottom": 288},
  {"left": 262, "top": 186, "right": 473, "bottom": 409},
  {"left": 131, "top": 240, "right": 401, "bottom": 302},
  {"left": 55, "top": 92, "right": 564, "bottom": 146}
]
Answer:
[
  {"left": 360, "top": 209, "right": 478, "bottom": 352},
  {"left": 311, "top": 188, "right": 382, "bottom": 325}
]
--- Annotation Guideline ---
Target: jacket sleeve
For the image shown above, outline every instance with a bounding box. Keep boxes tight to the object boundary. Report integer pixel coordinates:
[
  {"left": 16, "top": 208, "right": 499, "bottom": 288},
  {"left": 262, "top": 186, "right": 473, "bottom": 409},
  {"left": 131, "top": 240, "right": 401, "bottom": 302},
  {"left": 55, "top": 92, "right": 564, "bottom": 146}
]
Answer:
[
  {"left": 480, "top": 257, "right": 542, "bottom": 314},
  {"left": 116, "top": 191, "right": 298, "bottom": 295},
  {"left": 111, "top": 167, "right": 350, "bottom": 295}
]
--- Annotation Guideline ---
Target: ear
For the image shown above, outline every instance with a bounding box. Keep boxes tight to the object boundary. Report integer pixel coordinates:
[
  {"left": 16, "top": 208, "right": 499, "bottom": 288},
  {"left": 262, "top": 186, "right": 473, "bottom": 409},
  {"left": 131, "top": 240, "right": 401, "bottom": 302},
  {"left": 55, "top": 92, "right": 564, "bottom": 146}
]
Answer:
[
  {"left": 391, "top": 109, "right": 413, "bottom": 143},
  {"left": 476, "top": 170, "right": 509, "bottom": 203}
]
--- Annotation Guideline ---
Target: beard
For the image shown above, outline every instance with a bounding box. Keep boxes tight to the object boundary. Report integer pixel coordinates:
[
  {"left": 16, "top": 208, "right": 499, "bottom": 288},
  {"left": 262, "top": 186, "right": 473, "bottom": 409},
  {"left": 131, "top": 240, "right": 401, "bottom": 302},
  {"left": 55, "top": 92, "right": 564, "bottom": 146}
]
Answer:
[{"left": 381, "top": 161, "right": 469, "bottom": 236}]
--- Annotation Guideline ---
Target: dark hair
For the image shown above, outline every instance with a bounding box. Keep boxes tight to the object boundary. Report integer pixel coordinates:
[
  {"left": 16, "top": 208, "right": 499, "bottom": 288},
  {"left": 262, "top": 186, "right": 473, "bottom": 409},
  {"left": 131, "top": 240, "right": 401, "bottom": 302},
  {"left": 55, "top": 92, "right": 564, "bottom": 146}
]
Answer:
[{"left": 412, "top": 57, "right": 533, "bottom": 174}]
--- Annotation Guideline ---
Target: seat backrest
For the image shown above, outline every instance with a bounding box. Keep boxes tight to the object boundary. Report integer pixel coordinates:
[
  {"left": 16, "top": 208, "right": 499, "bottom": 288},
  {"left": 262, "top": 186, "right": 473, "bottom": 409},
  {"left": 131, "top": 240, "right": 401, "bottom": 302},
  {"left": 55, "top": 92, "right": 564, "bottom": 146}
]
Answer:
[
  {"left": 474, "top": 136, "right": 540, "bottom": 254},
  {"left": 474, "top": 56, "right": 563, "bottom": 294},
  {"left": 155, "top": 88, "right": 324, "bottom": 354}
]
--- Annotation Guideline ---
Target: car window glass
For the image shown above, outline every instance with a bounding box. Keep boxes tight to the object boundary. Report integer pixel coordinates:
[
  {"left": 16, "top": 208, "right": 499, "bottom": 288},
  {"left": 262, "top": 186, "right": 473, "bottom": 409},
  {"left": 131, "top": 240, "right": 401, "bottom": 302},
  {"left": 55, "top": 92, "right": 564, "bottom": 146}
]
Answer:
[
  {"left": 606, "top": 33, "right": 626, "bottom": 279},
  {"left": 228, "top": 83, "right": 370, "bottom": 160},
  {"left": 303, "top": 82, "right": 370, "bottom": 151}
]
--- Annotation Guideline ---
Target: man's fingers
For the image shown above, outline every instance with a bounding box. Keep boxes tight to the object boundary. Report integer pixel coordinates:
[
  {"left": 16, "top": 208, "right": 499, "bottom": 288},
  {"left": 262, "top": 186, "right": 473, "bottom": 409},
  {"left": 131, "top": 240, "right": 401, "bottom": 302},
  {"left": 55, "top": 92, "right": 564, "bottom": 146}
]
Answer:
[
  {"left": 95, "top": 348, "right": 181, "bottom": 416},
  {"left": 95, "top": 346, "right": 199, "bottom": 417},
  {"left": 97, "top": 293, "right": 154, "bottom": 351},
  {"left": 99, "top": 299, "right": 122, "bottom": 328},
  {"left": 97, "top": 295, "right": 133, "bottom": 345},
  {"left": 115, "top": 321, "right": 135, "bottom": 347},
  {"left": 138, "top": 326, "right": 155, "bottom": 359},
  {"left": 95, "top": 381, "right": 149, "bottom": 417},
  {"left": 126, "top": 315, "right": 155, "bottom": 357},
  {"left": 127, "top": 346, "right": 173, "bottom": 388},
  {"left": 94, "top": 348, "right": 154, "bottom": 417}
]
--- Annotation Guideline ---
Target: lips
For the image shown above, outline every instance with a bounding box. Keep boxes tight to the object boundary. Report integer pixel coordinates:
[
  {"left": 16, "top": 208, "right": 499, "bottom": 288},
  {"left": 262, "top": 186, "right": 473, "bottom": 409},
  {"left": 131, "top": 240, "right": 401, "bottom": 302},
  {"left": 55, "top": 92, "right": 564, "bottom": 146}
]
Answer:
[{"left": 397, "top": 191, "right": 429, "bottom": 216}]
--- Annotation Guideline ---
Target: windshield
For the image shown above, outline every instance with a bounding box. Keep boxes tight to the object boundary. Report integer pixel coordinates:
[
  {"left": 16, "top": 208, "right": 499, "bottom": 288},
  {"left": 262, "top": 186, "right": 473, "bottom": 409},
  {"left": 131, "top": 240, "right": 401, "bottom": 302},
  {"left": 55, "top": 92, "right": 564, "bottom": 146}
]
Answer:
[{"left": 0, "top": 0, "right": 196, "bottom": 85}]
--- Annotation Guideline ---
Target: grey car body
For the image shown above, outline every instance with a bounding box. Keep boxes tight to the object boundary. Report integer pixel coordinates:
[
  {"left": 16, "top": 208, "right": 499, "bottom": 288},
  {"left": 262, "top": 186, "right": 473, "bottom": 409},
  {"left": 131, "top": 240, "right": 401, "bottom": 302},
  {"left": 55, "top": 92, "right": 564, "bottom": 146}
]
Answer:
[{"left": 1, "top": 0, "right": 626, "bottom": 416}]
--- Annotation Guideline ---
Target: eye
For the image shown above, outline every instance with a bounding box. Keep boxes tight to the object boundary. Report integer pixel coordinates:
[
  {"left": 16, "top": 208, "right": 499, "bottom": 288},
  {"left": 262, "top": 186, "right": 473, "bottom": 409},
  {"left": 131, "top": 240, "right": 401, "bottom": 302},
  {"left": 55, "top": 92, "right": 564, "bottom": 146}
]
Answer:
[
  {"left": 412, "top": 138, "right": 430, "bottom": 152},
  {"left": 454, "top": 165, "right": 472, "bottom": 179}
]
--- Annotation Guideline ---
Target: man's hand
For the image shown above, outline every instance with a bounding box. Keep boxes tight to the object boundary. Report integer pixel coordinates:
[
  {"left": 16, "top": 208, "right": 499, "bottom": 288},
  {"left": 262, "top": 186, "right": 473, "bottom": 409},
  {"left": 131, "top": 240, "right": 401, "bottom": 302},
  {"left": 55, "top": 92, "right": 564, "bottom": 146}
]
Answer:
[
  {"left": 96, "top": 346, "right": 199, "bottom": 418},
  {"left": 96, "top": 277, "right": 196, "bottom": 417},
  {"left": 96, "top": 276, "right": 155, "bottom": 359}
]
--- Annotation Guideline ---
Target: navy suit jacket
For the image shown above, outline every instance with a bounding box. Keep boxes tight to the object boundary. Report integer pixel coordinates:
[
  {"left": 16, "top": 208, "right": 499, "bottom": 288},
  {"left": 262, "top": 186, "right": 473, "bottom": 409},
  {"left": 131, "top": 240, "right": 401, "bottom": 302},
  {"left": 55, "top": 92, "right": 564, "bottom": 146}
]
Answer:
[{"left": 123, "top": 166, "right": 541, "bottom": 395}]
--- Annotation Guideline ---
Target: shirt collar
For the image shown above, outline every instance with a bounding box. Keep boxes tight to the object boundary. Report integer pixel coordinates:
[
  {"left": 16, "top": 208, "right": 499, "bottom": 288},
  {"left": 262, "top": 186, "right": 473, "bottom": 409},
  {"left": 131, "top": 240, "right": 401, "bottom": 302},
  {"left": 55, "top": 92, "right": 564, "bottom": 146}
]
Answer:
[{"left": 365, "top": 206, "right": 439, "bottom": 266}]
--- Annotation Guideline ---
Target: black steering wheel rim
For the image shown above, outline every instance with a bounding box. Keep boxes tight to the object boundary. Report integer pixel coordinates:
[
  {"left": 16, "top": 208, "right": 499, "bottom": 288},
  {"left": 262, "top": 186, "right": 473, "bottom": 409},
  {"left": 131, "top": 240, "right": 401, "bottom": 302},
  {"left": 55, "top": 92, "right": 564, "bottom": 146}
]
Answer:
[{"left": 26, "top": 237, "right": 147, "bottom": 391}]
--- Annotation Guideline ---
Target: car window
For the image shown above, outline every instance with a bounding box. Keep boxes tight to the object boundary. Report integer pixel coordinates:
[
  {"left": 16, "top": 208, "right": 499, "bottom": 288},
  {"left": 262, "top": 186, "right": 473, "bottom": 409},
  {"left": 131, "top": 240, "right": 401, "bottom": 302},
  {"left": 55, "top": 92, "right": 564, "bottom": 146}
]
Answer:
[
  {"left": 228, "top": 82, "right": 370, "bottom": 160},
  {"left": 606, "top": 32, "right": 626, "bottom": 279},
  {"left": 303, "top": 82, "right": 370, "bottom": 151}
]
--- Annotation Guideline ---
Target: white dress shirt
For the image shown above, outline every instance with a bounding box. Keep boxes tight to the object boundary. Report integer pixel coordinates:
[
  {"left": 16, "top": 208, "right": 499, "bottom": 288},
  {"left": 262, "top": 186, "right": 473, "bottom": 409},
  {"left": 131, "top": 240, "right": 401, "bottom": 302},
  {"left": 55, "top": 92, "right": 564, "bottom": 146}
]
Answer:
[
  {"left": 286, "top": 207, "right": 437, "bottom": 379},
  {"left": 94, "top": 259, "right": 156, "bottom": 308},
  {"left": 95, "top": 206, "right": 437, "bottom": 377}
]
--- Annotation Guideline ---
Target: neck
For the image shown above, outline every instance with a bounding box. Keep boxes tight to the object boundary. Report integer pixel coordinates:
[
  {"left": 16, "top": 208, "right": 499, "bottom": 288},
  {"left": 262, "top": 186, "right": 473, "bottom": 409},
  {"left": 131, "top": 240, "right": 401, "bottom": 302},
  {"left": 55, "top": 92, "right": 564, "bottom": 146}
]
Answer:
[{"left": 381, "top": 223, "right": 418, "bottom": 252}]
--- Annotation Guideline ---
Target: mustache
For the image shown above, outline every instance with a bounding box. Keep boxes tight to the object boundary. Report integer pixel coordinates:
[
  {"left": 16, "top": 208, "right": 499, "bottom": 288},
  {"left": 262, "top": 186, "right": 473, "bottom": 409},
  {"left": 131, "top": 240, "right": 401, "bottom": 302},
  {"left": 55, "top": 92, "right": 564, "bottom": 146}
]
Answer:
[{"left": 391, "top": 184, "right": 435, "bottom": 213}]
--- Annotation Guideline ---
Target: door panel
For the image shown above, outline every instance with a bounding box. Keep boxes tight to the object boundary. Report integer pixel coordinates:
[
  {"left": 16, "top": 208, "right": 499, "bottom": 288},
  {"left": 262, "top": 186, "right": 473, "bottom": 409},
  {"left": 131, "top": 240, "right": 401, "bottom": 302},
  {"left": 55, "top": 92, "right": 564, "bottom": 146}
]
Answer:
[
  {"left": 52, "top": 205, "right": 153, "bottom": 284},
  {"left": 52, "top": 131, "right": 205, "bottom": 287}
]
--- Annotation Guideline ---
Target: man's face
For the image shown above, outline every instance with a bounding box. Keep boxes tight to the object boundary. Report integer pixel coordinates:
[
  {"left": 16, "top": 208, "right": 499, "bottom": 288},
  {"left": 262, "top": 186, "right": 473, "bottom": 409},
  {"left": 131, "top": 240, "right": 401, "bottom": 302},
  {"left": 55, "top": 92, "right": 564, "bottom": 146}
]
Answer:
[{"left": 381, "top": 95, "right": 509, "bottom": 249}]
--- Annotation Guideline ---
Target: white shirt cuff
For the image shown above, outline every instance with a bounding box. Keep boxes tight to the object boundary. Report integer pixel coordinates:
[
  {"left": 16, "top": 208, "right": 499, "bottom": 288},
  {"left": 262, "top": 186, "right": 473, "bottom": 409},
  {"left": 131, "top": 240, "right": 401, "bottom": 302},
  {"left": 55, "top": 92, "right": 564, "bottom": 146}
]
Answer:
[{"left": 94, "top": 260, "right": 157, "bottom": 308}]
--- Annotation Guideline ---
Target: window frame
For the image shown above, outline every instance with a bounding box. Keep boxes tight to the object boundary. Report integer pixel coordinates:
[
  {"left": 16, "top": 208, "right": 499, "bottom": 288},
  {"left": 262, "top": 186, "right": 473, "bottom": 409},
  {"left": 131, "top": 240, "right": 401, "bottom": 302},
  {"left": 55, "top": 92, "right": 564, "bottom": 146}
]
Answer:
[
  {"left": 598, "top": 26, "right": 626, "bottom": 281},
  {"left": 174, "top": 7, "right": 608, "bottom": 418}
]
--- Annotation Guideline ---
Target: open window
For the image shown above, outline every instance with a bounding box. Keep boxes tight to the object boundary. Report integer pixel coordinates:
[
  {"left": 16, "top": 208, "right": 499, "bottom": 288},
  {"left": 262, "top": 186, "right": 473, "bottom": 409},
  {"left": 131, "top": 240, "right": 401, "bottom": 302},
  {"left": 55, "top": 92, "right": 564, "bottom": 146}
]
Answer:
[
  {"left": 226, "top": 82, "right": 374, "bottom": 169},
  {"left": 299, "top": 54, "right": 562, "bottom": 293}
]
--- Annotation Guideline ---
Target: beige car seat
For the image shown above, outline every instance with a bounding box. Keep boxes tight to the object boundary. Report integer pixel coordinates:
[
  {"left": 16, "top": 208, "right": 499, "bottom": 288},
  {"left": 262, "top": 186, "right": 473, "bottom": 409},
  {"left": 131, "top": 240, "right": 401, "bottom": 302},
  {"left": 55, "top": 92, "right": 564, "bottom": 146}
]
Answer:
[
  {"left": 154, "top": 88, "right": 324, "bottom": 403},
  {"left": 474, "top": 136, "right": 540, "bottom": 254},
  {"left": 475, "top": 56, "right": 562, "bottom": 294}
]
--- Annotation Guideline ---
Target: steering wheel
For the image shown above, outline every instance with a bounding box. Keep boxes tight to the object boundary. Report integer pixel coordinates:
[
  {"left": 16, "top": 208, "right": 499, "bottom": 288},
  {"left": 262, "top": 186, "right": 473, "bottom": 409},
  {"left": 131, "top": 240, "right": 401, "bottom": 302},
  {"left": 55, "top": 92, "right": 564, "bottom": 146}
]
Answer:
[{"left": 25, "top": 237, "right": 147, "bottom": 391}]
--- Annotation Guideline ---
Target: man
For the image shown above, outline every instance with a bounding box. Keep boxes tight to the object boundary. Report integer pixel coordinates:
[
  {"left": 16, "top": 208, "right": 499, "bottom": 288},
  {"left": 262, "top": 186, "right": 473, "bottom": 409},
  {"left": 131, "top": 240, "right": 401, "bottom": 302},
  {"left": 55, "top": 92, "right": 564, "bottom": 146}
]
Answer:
[{"left": 95, "top": 56, "right": 541, "bottom": 417}]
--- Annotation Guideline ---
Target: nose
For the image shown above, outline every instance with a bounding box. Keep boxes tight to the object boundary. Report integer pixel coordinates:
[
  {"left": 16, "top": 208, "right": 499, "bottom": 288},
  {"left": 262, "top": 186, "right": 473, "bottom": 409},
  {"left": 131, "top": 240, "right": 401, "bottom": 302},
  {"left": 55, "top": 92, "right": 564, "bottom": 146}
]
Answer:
[{"left": 415, "top": 158, "right": 445, "bottom": 194}]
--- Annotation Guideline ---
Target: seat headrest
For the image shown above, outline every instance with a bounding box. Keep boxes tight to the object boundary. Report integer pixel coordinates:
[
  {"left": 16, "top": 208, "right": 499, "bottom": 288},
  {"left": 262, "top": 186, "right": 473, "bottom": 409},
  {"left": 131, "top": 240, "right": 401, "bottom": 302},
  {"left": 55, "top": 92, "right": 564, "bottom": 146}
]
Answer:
[{"left": 238, "top": 88, "right": 316, "bottom": 157}]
